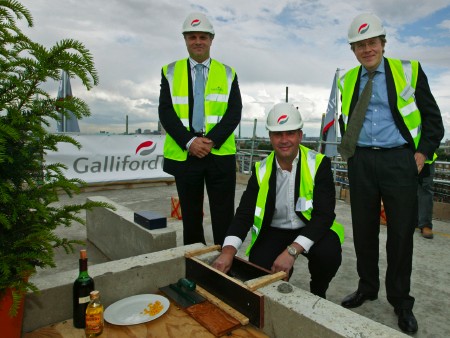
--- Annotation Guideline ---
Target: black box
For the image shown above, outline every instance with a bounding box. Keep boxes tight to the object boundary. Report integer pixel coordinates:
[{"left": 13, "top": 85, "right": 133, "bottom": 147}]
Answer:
[{"left": 134, "top": 211, "right": 167, "bottom": 230}]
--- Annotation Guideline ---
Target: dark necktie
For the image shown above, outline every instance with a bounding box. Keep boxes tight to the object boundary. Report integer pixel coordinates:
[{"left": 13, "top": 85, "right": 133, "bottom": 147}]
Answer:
[
  {"left": 338, "top": 71, "right": 376, "bottom": 161},
  {"left": 192, "top": 64, "right": 205, "bottom": 133}
]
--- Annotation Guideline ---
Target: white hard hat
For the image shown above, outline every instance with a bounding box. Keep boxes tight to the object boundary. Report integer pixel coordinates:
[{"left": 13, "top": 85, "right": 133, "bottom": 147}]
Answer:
[
  {"left": 348, "top": 13, "right": 386, "bottom": 44},
  {"left": 266, "top": 103, "right": 304, "bottom": 132},
  {"left": 182, "top": 12, "right": 215, "bottom": 35}
]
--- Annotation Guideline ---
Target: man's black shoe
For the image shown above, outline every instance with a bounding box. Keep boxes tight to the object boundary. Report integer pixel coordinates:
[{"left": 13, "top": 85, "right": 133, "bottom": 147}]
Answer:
[
  {"left": 395, "top": 308, "right": 418, "bottom": 333},
  {"left": 341, "top": 290, "right": 377, "bottom": 308}
]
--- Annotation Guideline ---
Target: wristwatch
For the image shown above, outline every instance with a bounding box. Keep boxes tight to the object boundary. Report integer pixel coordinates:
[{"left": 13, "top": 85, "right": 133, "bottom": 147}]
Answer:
[{"left": 287, "top": 245, "right": 299, "bottom": 259}]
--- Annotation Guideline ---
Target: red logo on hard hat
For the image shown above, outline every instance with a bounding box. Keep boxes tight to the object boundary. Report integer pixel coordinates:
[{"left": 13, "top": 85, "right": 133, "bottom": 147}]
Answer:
[
  {"left": 135, "top": 141, "right": 156, "bottom": 156},
  {"left": 277, "top": 115, "right": 289, "bottom": 125},
  {"left": 358, "top": 23, "right": 369, "bottom": 34},
  {"left": 191, "top": 19, "right": 201, "bottom": 27}
]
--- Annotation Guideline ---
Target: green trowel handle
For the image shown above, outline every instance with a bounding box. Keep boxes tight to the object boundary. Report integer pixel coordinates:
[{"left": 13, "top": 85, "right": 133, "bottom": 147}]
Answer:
[{"left": 177, "top": 278, "right": 196, "bottom": 291}]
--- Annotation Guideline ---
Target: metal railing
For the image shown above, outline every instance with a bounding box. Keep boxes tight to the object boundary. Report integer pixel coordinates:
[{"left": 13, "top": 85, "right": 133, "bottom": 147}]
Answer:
[{"left": 235, "top": 125, "right": 450, "bottom": 203}]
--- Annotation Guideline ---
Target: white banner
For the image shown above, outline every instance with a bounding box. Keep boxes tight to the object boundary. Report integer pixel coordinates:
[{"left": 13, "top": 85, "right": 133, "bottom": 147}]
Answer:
[{"left": 45, "top": 134, "right": 172, "bottom": 184}]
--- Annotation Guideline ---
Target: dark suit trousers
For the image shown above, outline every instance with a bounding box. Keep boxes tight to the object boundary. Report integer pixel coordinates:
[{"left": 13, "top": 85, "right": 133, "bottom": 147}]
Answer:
[
  {"left": 249, "top": 226, "right": 342, "bottom": 298},
  {"left": 175, "top": 153, "right": 236, "bottom": 246},
  {"left": 348, "top": 147, "right": 418, "bottom": 310}
]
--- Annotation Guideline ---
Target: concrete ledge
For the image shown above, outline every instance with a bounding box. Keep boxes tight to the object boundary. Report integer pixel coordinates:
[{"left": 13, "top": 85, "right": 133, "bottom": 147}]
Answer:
[
  {"left": 260, "top": 282, "right": 408, "bottom": 338},
  {"left": 24, "top": 245, "right": 408, "bottom": 337},
  {"left": 23, "top": 244, "right": 204, "bottom": 332},
  {"left": 86, "top": 196, "right": 177, "bottom": 260}
]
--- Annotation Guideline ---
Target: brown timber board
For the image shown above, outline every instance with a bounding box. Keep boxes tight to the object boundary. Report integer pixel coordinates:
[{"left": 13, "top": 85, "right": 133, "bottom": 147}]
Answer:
[
  {"left": 186, "top": 257, "right": 264, "bottom": 328},
  {"left": 186, "top": 301, "right": 241, "bottom": 336}
]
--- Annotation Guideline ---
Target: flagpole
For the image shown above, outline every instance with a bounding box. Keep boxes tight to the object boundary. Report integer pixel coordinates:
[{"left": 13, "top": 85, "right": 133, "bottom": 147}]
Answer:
[{"left": 334, "top": 68, "right": 341, "bottom": 149}]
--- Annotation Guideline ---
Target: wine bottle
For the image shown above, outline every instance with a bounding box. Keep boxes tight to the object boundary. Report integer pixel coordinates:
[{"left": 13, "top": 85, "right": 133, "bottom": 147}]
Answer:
[
  {"left": 85, "top": 290, "right": 104, "bottom": 337},
  {"left": 73, "top": 249, "right": 95, "bottom": 328}
]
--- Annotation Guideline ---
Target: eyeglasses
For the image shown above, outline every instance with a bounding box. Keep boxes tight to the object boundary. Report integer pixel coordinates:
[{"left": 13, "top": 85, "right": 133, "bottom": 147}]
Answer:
[{"left": 355, "top": 39, "right": 380, "bottom": 51}]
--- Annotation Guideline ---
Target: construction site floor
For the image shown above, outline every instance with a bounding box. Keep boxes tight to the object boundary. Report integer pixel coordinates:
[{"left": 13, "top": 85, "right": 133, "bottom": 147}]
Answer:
[{"left": 36, "top": 178, "right": 450, "bottom": 337}]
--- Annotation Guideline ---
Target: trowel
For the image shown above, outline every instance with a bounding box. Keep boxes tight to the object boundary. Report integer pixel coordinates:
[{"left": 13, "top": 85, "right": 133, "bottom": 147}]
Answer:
[{"left": 160, "top": 278, "right": 206, "bottom": 308}]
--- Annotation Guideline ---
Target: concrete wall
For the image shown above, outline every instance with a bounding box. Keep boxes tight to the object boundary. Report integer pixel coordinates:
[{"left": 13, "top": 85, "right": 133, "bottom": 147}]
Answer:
[
  {"left": 23, "top": 244, "right": 202, "bottom": 332},
  {"left": 86, "top": 196, "right": 177, "bottom": 260},
  {"left": 261, "top": 283, "right": 407, "bottom": 338},
  {"left": 24, "top": 246, "right": 408, "bottom": 337}
]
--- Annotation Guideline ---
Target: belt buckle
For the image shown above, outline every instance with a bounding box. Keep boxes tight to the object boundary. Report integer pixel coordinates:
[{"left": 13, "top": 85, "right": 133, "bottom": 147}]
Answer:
[{"left": 372, "top": 146, "right": 382, "bottom": 150}]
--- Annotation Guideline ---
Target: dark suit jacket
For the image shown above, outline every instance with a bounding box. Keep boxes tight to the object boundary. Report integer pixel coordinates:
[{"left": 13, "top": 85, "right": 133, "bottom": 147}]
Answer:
[
  {"left": 339, "top": 57, "right": 444, "bottom": 167},
  {"left": 226, "top": 153, "right": 336, "bottom": 244},
  {"left": 158, "top": 59, "right": 242, "bottom": 176}
]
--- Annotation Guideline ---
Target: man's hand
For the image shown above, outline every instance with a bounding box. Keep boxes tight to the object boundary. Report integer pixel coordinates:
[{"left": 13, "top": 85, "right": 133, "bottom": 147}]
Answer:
[
  {"left": 271, "top": 251, "right": 296, "bottom": 281},
  {"left": 189, "top": 137, "right": 214, "bottom": 158},
  {"left": 414, "top": 152, "right": 426, "bottom": 174},
  {"left": 211, "top": 246, "right": 237, "bottom": 274},
  {"left": 271, "top": 243, "right": 304, "bottom": 281}
]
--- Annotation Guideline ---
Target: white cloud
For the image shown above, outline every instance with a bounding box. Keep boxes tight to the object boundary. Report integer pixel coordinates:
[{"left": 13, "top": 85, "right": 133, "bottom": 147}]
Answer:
[{"left": 18, "top": 0, "right": 450, "bottom": 140}]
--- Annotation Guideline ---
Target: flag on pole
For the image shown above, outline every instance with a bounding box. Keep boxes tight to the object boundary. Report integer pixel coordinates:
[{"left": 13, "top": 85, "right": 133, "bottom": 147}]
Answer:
[
  {"left": 320, "top": 72, "right": 339, "bottom": 157},
  {"left": 56, "top": 70, "right": 80, "bottom": 132}
]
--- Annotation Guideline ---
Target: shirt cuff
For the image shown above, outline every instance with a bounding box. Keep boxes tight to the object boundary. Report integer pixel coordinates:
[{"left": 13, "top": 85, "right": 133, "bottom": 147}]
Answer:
[
  {"left": 222, "top": 236, "right": 242, "bottom": 250},
  {"left": 294, "top": 235, "right": 314, "bottom": 253},
  {"left": 186, "top": 137, "right": 197, "bottom": 150}
]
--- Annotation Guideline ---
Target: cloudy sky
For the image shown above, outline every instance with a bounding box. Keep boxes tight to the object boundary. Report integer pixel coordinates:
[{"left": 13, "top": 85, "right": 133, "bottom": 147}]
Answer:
[{"left": 20, "top": 0, "right": 450, "bottom": 140}]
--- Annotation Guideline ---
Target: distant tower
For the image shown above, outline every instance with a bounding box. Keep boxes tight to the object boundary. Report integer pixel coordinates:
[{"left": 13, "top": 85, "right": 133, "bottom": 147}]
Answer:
[{"left": 158, "top": 121, "right": 166, "bottom": 135}]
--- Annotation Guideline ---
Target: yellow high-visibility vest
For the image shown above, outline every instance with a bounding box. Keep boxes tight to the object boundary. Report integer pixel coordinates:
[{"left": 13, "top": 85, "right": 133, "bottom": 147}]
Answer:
[
  {"left": 246, "top": 145, "right": 345, "bottom": 256},
  {"left": 162, "top": 58, "right": 237, "bottom": 161}
]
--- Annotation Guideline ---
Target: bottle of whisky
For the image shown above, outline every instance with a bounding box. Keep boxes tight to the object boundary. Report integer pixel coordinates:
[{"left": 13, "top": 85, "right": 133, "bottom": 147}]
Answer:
[
  {"left": 85, "top": 290, "right": 104, "bottom": 337},
  {"left": 73, "top": 249, "right": 95, "bottom": 328}
]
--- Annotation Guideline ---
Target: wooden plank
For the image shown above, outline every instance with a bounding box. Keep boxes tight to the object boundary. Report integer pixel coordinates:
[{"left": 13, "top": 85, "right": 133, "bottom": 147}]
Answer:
[
  {"left": 245, "top": 271, "right": 287, "bottom": 291},
  {"left": 186, "top": 301, "right": 241, "bottom": 336},
  {"left": 184, "top": 245, "right": 221, "bottom": 258},
  {"left": 186, "top": 257, "right": 264, "bottom": 328},
  {"left": 196, "top": 285, "right": 249, "bottom": 325}
]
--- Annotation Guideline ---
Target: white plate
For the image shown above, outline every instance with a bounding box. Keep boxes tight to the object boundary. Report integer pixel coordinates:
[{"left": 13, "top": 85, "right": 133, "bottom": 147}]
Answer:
[{"left": 104, "top": 294, "right": 170, "bottom": 325}]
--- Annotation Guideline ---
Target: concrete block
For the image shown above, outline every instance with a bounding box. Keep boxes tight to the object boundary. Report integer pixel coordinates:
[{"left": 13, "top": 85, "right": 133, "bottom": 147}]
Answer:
[
  {"left": 86, "top": 196, "right": 176, "bottom": 260},
  {"left": 261, "top": 282, "right": 408, "bottom": 337},
  {"left": 23, "top": 244, "right": 203, "bottom": 333}
]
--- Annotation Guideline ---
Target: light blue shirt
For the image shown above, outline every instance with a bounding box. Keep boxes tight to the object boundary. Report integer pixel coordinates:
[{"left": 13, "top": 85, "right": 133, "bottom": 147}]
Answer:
[{"left": 357, "top": 62, "right": 407, "bottom": 147}]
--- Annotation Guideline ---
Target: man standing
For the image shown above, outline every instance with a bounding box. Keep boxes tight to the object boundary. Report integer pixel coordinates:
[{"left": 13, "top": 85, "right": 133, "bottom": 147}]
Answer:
[
  {"left": 159, "top": 12, "right": 242, "bottom": 245},
  {"left": 338, "top": 13, "right": 444, "bottom": 333},
  {"left": 213, "top": 103, "right": 344, "bottom": 299},
  {"left": 418, "top": 161, "right": 436, "bottom": 239}
]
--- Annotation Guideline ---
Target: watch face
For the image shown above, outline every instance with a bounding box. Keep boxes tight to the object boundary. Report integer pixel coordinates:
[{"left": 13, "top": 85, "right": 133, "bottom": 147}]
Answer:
[{"left": 288, "top": 246, "right": 297, "bottom": 256}]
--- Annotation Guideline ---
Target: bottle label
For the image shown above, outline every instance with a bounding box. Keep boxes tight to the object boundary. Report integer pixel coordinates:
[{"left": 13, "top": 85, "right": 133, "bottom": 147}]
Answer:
[
  {"left": 86, "top": 314, "right": 103, "bottom": 333},
  {"left": 79, "top": 295, "right": 91, "bottom": 304}
]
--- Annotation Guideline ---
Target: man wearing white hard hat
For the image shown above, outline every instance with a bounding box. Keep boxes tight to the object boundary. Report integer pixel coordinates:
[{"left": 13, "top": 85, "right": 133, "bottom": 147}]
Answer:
[
  {"left": 212, "top": 103, "right": 344, "bottom": 299},
  {"left": 159, "top": 13, "right": 242, "bottom": 246},
  {"left": 338, "top": 13, "right": 444, "bottom": 333}
]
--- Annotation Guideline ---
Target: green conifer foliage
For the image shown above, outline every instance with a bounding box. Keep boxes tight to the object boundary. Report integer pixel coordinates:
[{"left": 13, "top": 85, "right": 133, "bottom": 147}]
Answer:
[{"left": 0, "top": 0, "right": 111, "bottom": 315}]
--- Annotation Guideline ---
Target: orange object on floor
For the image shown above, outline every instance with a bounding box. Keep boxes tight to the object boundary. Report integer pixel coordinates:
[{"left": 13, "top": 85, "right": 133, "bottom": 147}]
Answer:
[
  {"left": 171, "top": 196, "right": 182, "bottom": 220},
  {"left": 380, "top": 201, "right": 387, "bottom": 225}
]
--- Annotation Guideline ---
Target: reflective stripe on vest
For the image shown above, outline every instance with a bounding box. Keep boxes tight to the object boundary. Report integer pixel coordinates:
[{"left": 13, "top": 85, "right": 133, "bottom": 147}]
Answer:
[
  {"left": 162, "top": 58, "right": 237, "bottom": 161},
  {"left": 246, "top": 145, "right": 345, "bottom": 256},
  {"left": 339, "top": 58, "right": 422, "bottom": 149}
]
